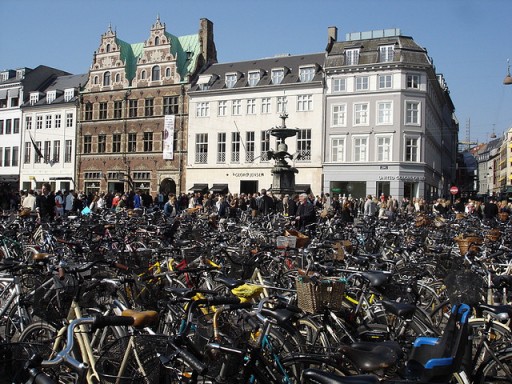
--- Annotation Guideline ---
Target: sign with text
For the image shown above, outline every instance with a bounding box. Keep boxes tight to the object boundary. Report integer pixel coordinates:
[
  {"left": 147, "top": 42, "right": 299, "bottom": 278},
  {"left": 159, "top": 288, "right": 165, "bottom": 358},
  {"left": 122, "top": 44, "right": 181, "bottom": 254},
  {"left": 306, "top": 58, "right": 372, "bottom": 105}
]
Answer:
[{"left": 163, "top": 115, "right": 175, "bottom": 160}]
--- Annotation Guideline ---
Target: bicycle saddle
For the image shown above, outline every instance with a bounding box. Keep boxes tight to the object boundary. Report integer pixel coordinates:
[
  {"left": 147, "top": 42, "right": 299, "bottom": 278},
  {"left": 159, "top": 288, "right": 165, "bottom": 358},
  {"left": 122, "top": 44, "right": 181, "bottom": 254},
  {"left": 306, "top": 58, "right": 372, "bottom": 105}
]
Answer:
[
  {"left": 121, "top": 309, "right": 159, "bottom": 328},
  {"left": 479, "top": 303, "right": 512, "bottom": 321},
  {"left": 339, "top": 341, "right": 401, "bottom": 372},
  {"left": 381, "top": 300, "right": 416, "bottom": 319},
  {"left": 362, "top": 271, "right": 391, "bottom": 287},
  {"left": 303, "top": 369, "right": 379, "bottom": 384}
]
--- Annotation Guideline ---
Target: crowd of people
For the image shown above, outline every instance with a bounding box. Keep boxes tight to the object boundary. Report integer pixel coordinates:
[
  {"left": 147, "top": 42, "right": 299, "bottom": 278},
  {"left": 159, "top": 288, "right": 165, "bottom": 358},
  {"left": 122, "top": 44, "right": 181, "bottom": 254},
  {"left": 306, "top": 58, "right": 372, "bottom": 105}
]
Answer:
[{"left": 5, "top": 183, "right": 512, "bottom": 225}]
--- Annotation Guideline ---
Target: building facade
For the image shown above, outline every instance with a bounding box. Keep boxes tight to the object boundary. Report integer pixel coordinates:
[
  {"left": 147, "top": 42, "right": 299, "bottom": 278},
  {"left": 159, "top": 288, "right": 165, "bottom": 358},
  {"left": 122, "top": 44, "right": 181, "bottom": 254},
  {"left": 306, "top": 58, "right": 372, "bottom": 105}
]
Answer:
[
  {"left": 20, "top": 74, "right": 88, "bottom": 193},
  {"left": 323, "top": 28, "right": 458, "bottom": 201},
  {"left": 187, "top": 53, "right": 325, "bottom": 196},
  {"left": 77, "top": 17, "right": 217, "bottom": 197}
]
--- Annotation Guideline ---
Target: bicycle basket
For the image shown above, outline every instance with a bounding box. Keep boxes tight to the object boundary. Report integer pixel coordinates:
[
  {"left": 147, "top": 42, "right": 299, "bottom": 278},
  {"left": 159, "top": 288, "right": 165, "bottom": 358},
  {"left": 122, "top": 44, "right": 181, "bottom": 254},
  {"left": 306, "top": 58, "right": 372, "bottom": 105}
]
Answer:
[
  {"left": 32, "top": 274, "right": 78, "bottom": 322},
  {"left": 296, "top": 276, "right": 345, "bottom": 313},
  {"left": 0, "top": 342, "right": 58, "bottom": 383},
  {"left": 453, "top": 234, "right": 483, "bottom": 255},
  {"left": 443, "top": 269, "right": 484, "bottom": 307}
]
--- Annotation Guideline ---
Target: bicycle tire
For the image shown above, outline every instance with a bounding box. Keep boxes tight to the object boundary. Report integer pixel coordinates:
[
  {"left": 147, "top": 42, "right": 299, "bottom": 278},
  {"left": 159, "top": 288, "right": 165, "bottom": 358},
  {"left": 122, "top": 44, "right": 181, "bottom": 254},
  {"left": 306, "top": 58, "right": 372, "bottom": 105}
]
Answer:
[
  {"left": 474, "top": 348, "right": 512, "bottom": 384},
  {"left": 469, "top": 318, "right": 512, "bottom": 368}
]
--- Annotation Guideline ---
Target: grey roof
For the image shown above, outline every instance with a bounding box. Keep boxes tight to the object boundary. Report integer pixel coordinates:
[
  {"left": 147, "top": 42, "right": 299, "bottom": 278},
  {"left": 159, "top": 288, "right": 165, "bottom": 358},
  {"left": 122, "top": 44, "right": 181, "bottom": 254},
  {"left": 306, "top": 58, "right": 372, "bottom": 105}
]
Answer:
[
  {"left": 192, "top": 53, "right": 325, "bottom": 91},
  {"left": 21, "top": 73, "right": 88, "bottom": 107}
]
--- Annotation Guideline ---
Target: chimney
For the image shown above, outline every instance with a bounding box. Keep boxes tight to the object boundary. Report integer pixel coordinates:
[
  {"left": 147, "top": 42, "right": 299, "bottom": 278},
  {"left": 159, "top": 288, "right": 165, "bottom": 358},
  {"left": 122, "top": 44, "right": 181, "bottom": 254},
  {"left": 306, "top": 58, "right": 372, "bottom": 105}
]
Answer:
[{"left": 326, "top": 26, "right": 338, "bottom": 53}]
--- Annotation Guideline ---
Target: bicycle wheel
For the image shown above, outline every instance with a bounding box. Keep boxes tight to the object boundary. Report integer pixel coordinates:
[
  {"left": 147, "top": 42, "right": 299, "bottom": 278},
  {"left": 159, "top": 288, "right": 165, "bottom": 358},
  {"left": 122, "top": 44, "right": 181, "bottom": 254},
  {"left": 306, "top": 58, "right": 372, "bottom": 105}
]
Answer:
[
  {"left": 475, "top": 348, "right": 512, "bottom": 383},
  {"left": 295, "top": 316, "right": 332, "bottom": 353},
  {"left": 469, "top": 318, "right": 512, "bottom": 367}
]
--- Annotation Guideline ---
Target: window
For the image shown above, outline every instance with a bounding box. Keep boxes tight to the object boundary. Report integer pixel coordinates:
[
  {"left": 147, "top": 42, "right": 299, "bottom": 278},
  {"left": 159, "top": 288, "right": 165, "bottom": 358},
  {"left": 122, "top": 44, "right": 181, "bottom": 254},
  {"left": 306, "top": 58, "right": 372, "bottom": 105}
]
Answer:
[
  {"left": 271, "top": 69, "right": 284, "bottom": 85},
  {"left": 195, "top": 133, "right": 208, "bottom": 163},
  {"left": 99, "top": 102, "right": 107, "bottom": 119},
  {"left": 53, "top": 141, "right": 60, "bottom": 162},
  {"left": 407, "top": 74, "right": 420, "bottom": 89},
  {"left": 141, "top": 70, "right": 146, "bottom": 80},
  {"left": 354, "top": 103, "right": 369, "bottom": 125},
  {"left": 217, "top": 132, "right": 226, "bottom": 163},
  {"left": 5, "top": 119, "right": 11, "bottom": 134},
  {"left": 299, "top": 66, "right": 315, "bottom": 82},
  {"left": 93, "top": 76, "right": 99, "bottom": 85},
  {"left": 345, "top": 49, "right": 360, "bottom": 65},
  {"left": 297, "top": 129, "right": 311, "bottom": 161},
  {"left": 143, "top": 132, "right": 153, "bottom": 152},
  {"left": 128, "top": 100, "right": 138, "bottom": 118},
  {"left": 84, "top": 103, "right": 93, "bottom": 120},
  {"left": 0, "top": 120, "right": 3, "bottom": 134},
  {"left": 218, "top": 100, "right": 227, "bottom": 116},
  {"left": 113, "top": 101, "right": 122, "bottom": 119},
  {"left": 66, "top": 113, "right": 73, "bottom": 127},
  {"left": 405, "top": 101, "right": 420, "bottom": 125},
  {"left": 46, "top": 91, "right": 56, "bottom": 104},
  {"left": 128, "top": 133, "right": 137, "bottom": 152},
  {"left": 145, "top": 99, "right": 154, "bottom": 117},
  {"left": 112, "top": 134, "right": 121, "bottom": 153},
  {"left": 55, "top": 114, "right": 61, "bottom": 129},
  {"left": 25, "top": 116, "right": 32, "bottom": 130},
  {"left": 261, "top": 131, "right": 271, "bottom": 161},
  {"left": 0, "top": 148, "right": 2, "bottom": 165},
  {"left": 98, "top": 135, "right": 106, "bottom": 153},
  {"left": 45, "top": 115, "right": 51, "bottom": 129},
  {"left": 36, "top": 116, "right": 42, "bottom": 129},
  {"left": 225, "top": 74, "right": 237, "bottom": 88},
  {"left": 355, "top": 76, "right": 369, "bottom": 91},
  {"left": 44, "top": 141, "right": 51, "bottom": 162},
  {"left": 332, "top": 104, "right": 347, "bottom": 127},
  {"left": 297, "top": 95, "right": 313, "bottom": 112},
  {"left": 405, "top": 137, "right": 419, "bottom": 162},
  {"left": 379, "top": 45, "right": 394, "bottom": 62},
  {"left": 12, "top": 146, "right": 18, "bottom": 166},
  {"left": 65, "top": 140, "right": 72, "bottom": 162},
  {"left": 83, "top": 135, "right": 92, "bottom": 154},
  {"left": 196, "top": 102, "right": 210, "bottom": 117},
  {"left": 30, "top": 93, "right": 39, "bottom": 105},
  {"left": 64, "top": 89, "right": 74, "bottom": 102},
  {"left": 232, "top": 99, "right": 241, "bottom": 115},
  {"left": 231, "top": 132, "right": 240, "bottom": 163},
  {"left": 13, "top": 118, "right": 19, "bottom": 134},
  {"left": 377, "top": 136, "right": 391, "bottom": 161},
  {"left": 261, "top": 97, "right": 271, "bottom": 114},
  {"left": 277, "top": 96, "right": 287, "bottom": 113},
  {"left": 152, "top": 66, "right": 160, "bottom": 81},
  {"left": 163, "top": 96, "right": 178, "bottom": 115},
  {"left": 165, "top": 68, "right": 171, "bottom": 77},
  {"left": 246, "top": 99, "right": 256, "bottom": 114},
  {"left": 246, "top": 131, "right": 255, "bottom": 162},
  {"left": 4, "top": 147, "right": 10, "bottom": 166},
  {"left": 379, "top": 74, "right": 392, "bottom": 89},
  {"left": 103, "top": 71, "right": 111, "bottom": 86},
  {"left": 377, "top": 102, "right": 392, "bottom": 124},
  {"left": 115, "top": 73, "right": 121, "bottom": 83},
  {"left": 330, "top": 137, "right": 345, "bottom": 162},
  {"left": 24, "top": 142, "right": 31, "bottom": 164},
  {"left": 248, "top": 72, "right": 260, "bottom": 87},
  {"left": 35, "top": 141, "right": 42, "bottom": 162},
  {"left": 353, "top": 136, "right": 368, "bottom": 162},
  {"left": 332, "top": 78, "right": 346, "bottom": 92}
]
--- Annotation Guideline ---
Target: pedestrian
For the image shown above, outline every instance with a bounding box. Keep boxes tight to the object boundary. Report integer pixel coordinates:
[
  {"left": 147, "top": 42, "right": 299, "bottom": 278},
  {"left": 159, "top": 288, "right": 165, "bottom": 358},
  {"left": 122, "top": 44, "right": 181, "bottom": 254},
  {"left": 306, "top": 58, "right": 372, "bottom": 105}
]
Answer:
[
  {"left": 22, "top": 189, "right": 37, "bottom": 212},
  {"left": 258, "top": 189, "right": 275, "bottom": 215},
  {"left": 294, "top": 193, "right": 316, "bottom": 232},
  {"left": 36, "top": 183, "right": 56, "bottom": 222},
  {"left": 54, "top": 190, "right": 65, "bottom": 218}
]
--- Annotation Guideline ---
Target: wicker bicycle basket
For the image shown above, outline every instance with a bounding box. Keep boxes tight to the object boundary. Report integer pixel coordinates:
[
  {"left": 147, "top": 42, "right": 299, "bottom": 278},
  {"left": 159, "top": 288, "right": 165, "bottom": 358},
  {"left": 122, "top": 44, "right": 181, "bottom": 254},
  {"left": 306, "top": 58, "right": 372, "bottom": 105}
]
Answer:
[
  {"left": 485, "top": 228, "right": 501, "bottom": 242},
  {"left": 296, "top": 276, "right": 345, "bottom": 313},
  {"left": 453, "top": 234, "right": 483, "bottom": 255}
]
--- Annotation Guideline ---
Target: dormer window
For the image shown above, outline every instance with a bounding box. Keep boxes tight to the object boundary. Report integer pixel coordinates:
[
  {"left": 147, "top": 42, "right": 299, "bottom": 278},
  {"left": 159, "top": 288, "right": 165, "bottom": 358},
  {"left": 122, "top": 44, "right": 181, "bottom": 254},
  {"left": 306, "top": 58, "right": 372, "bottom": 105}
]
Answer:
[
  {"left": 379, "top": 45, "right": 394, "bottom": 63},
  {"left": 1, "top": 73, "right": 9, "bottom": 81},
  {"left": 64, "top": 89, "right": 75, "bottom": 102},
  {"left": 271, "top": 69, "right": 284, "bottom": 85},
  {"left": 46, "top": 91, "right": 56, "bottom": 104},
  {"left": 30, "top": 93, "right": 39, "bottom": 105},
  {"left": 248, "top": 71, "right": 261, "bottom": 87},
  {"left": 197, "top": 74, "right": 213, "bottom": 91},
  {"left": 299, "top": 66, "right": 315, "bottom": 83},
  {"left": 16, "top": 69, "right": 24, "bottom": 79},
  {"left": 345, "top": 48, "right": 360, "bottom": 65},
  {"left": 225, "top": 74, "right": 237, "bottom": 88}
]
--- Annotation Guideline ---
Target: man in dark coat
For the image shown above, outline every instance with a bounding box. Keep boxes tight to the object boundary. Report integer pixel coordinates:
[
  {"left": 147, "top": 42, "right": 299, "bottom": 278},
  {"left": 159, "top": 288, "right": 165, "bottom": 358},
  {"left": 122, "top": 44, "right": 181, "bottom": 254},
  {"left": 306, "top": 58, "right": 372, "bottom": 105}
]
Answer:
[
  {"left": 36, "top": 182, "right": 56, "bottom": 222},
  {"left": 483, "top": 198, "right": 499, "bottom": 220},
  {"left": 258, "top": 189, "right": 275, "bottom": 215},
  {"left": 294, "top": 193, "right": 316, "bottom": 232}
]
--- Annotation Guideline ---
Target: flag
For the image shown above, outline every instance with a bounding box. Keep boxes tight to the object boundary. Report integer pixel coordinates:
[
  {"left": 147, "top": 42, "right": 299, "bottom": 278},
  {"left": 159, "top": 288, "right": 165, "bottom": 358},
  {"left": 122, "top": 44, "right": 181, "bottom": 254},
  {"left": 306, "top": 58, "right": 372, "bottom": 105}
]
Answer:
[{"left": 28, "top": 132, "right": 44, "bottom": 162}]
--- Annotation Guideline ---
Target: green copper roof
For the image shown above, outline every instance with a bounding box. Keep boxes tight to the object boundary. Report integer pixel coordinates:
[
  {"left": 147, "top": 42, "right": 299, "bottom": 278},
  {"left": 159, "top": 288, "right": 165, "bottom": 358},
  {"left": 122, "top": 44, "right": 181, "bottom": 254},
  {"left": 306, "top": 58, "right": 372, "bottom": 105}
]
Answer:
[
  {"left": 165, "top": 32, "right": 200, "bottom": 82},
  {"left": 116, "top": 38, "right": 144, "bottom": 82}
]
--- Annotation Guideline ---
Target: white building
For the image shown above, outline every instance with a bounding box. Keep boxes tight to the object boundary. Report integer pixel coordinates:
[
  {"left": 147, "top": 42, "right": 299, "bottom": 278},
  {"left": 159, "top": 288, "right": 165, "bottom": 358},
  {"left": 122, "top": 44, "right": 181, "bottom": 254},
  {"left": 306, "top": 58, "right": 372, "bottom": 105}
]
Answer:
[{"left": 187, "top": 53, "right": 325, "bottom": 196}]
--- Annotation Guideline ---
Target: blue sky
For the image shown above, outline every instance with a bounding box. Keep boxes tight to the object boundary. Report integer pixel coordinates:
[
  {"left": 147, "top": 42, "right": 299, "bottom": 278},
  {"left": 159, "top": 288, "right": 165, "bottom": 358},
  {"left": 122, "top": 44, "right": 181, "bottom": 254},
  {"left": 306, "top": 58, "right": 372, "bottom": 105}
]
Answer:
[{"left": 2, "top": 0, "right": 512, "bottom": 144}]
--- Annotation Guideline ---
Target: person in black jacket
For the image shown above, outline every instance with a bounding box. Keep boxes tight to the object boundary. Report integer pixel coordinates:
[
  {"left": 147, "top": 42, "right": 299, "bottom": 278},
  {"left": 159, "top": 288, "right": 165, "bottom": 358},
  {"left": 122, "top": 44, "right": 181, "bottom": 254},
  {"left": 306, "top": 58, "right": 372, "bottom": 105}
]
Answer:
[
  {"left": 35, "top": 182, "right": 56, "bottom": 222},
  {"left": 294, "top": 193, "right": 316, "bottom": 232},
  {"left": 258, "top": 189, "right": 275, "bottom": 215}
]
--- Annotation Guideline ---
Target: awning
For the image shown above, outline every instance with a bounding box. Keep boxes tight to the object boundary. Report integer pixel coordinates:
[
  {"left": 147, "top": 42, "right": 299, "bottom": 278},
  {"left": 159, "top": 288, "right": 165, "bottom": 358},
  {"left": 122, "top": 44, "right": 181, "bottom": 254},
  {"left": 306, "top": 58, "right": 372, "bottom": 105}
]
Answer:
[
  {"left": 0, "top": 175, "right": 19, "bottom": 182},
  {"left": 8, "top": 88, "right": 19, "bottom": 98},
  {"left": 0, "top": 89, "right": 7, "bottom": 99},
  {"left": 295, "top": 184, "right": 312, "bottom": 194},
  {"left": 209, "top": 184, "right": 229, "bottom": 194},
  {"left": 188, "top": 183, "right": 208, "bottom": 193}
]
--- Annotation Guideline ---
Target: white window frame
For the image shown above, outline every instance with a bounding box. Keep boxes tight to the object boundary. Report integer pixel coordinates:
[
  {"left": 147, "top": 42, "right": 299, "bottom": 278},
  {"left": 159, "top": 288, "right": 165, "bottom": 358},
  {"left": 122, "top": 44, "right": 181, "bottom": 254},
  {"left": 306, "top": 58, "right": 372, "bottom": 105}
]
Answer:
[
  {"left": 246, "top": 98, "right": 256, "bottom": 115},
  {"left": 46, "top": 91, "right": 56, "bottom": 104},
  {"left": 332, "top": 78, "right": 346, "bottom": 92},
  {"left": 30, "top": 93, "right": 39, "bottom": 105},
  {"left": 404, "top": 136, "right": 420, "bottom": 162},
  {"left": 345, "top": 48, "right": 360, "bottom": 65},
  {"left": 355, "top": 76, "right": 369, "bottom": 91},
  {"left": 248, "top": 71, "right": 260, "bottom": 87},
  {"left": 66, "top": 113, "right": 73, "bottom": 128},
  {"left": 379, "top": 74, "right": 392, "bottom": 89},
  {"left": 225, "top": 73, "right": 237, "bottom": 88},
  {"left": 218, "top": 100, "right": 227, "bottom": 116},
  {"left": 246, "top": 131, "right": 255, "bottom": 162},
  {"left": 379, "top": 45, "right": 394, "bottom": 62},
  {"left": 353, "top": 135, "right": 368, "bottom": 162},
  {"left": 195, "top": 133, "right": 208, "bottom": 163},
  {"left": 261, "top": 97, "right": 271, "bottom": 114},
  {"left": 353, "top": 103, "right": 369, "bottom": 126},
  {"left": 231, "top": 132, "right": 241, "bottom": 163},
  {"left": 377, "top": 101, "right": 393, "bottom": 125},
  {"left": 330, "top": 136, "right": 346, "bottom": 162},
  {"left": 45, "top": 115, "right": 52, "bottom": 129},
  {"left": 271, "top": 69, "right": 284, "bottom": 85},
  {"left": 299, "top": 66, "right": 315, "bottom": 83},
  {"left": 55, "top": 114, "right": 61, "bottom": 129},
  {"left": 277, "top": 96, "right": 287, "bottom": 113},
  {"left": 217, "top": 132, "right": 226, "bottom": 163},
  {"left": 297, "top": 95, "right": 313, "bottom": 112},
  {"left": 232, "top": 99, "right": 242, "bottom": 115},
  {"left": 297, "top": 129, "right": 312, "bottom": 161},
  {"left": 64, "top": 89, "right": 74, "bottom": 102},
  {"left": 405, "top": 101, "right": 420, "bottom": 125},
  {"left": 376, "top": 135, "right": 392, "bottom": 162},
  {"left": 331, "top": 104, "right": 347, "bottom": 127},
  {"left": 196, "top": 102, "right": 210, "bottom": 117},
  {"left": 407, "top": 74, "right": 420, "bottom": 89}
]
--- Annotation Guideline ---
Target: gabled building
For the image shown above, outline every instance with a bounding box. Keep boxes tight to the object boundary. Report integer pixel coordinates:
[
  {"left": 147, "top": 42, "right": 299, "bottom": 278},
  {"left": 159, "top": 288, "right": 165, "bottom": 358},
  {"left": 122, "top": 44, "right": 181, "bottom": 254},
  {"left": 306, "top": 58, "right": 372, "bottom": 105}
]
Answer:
[
  {"left": 187, "top": 53, "right": 325, "bottom": 195},
  {"left": 0, "top": 65, "right": 70, "bottom": 193},
  {"left": 20, "top": 73, "right": 88, "bottom": 192},
  {"left": 78, "top": 17, "right": 217, "bottom": 196},
  {"left": 323, "top": 28, "right": 458, "bottom": 200}
]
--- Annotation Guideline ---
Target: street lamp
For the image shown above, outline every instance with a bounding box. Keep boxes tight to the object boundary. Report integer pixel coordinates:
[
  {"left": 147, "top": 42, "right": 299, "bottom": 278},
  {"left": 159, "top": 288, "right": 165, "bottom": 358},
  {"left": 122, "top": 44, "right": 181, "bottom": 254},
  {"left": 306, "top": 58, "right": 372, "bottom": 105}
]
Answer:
[{"left": 504, "top": 59, "right": 512, "bottom": 85}]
